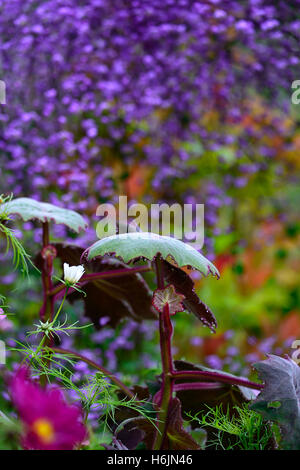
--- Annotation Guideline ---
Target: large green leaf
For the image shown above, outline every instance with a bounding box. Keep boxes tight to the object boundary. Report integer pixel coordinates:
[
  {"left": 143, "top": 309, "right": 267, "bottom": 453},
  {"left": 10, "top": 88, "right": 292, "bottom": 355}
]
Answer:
[
  {"left": 84, "top": 232, "right": 220, "bottom": 277},
  {"left": 0, "top": 197, "right": 87, "bottom": 233},
  {"left": 251, "top": 354, "right": 300, "bottom": 450}
]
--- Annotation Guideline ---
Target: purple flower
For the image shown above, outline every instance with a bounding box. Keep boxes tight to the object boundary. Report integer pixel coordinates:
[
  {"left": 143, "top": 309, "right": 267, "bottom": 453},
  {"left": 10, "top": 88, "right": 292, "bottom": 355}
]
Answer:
[
  {"left": 0, "top": 0, "right": 298, "bottom": 254},
  {"left": 190, "top": 336, "right": 203, "bottom": 347},
  {"left": 206, "top": 355, "right": 223, "bottom": 370}
]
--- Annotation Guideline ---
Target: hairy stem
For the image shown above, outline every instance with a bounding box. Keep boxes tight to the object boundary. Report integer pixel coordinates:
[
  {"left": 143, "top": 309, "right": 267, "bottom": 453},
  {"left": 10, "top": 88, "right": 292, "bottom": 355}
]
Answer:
[
  {"left": 153, "top": 256, "right": 174, "bottom": 450},
  {"left": 49, "top": 347, "right": 135, "bottom": 400}
]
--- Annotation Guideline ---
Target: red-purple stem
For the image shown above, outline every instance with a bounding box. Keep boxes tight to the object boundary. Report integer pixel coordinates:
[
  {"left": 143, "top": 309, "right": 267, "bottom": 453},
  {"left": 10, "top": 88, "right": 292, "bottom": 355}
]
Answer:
[
  {"left": 39, "top": 222, "right": 56, "bottom": 385},
  {"left": 173, "top": 382, "right": 224, "bottom": 392},
  {"left": 172, "top": 371, "right": 263, "bottom": 391},
  {"left": 49, "top": 265, "right": 151, "bottom": 299},
  {"left": 153, "top": 256, "right": 174, "bottom": 450},
  {"left": 40, "top": 222, "right": 54, "bottom": 321}
]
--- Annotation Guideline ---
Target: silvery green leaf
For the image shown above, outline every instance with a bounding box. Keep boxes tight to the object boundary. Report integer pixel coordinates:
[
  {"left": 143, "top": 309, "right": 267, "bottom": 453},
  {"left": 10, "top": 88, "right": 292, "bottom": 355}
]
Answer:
[
  {"left": 0, "top": 197, "right": 87, "bottom": 233},
  {"left": 84, "top": 232, "right": 219, "bottom": 278}
]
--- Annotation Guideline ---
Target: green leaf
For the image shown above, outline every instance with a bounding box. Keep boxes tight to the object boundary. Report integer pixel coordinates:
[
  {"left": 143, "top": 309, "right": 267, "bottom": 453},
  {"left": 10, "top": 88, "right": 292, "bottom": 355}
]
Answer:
[
  {"left": 251, "top": 354, "right": 300, "bottom": 450},
  {"left": 84, "top": 232, "right": 220, "bottom": 277},
  {"left": 0, "top": 197, "right": 87, "bottom": 233}
]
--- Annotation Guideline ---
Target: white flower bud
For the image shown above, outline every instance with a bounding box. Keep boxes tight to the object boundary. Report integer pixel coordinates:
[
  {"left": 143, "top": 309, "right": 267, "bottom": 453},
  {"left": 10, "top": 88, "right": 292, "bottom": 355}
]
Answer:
[{"left": 63, "top": 263, "right": 85, "bottom": 285}]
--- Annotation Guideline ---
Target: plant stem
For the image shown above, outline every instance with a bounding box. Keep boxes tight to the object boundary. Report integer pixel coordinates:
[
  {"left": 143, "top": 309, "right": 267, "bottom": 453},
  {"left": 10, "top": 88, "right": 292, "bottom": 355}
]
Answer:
[
  {"left": 172, "top": 371, "right": 263, "bottom": 391},
  {"left": 35, "top": 287, "right": 69, "bottom": 358},
  {"left": 52, "top": 287, "right": 69, "bottom": 324},
  {"left": 153, "top": 255, "right": 174, "bottom": 450},
  {"left": 49, "top": 347, "right": 135, "bottom": 400},
  {"left": 39, "top": 222, "right": 56, "bottom": 385},
  {"left": 40, "top": 222, "right": 55, "bottom": 322},
  {"left": 174, "top": 382, "right": 224, "bottom": 392},
  {"left": 155, "top": 255, "right": 165, "bottom": 289},
  {"left": 49, "top": 265, "right": 151, "bottom": 298},
  {"left": 35, "top": 334, "right": 47, "bottom": 357}
]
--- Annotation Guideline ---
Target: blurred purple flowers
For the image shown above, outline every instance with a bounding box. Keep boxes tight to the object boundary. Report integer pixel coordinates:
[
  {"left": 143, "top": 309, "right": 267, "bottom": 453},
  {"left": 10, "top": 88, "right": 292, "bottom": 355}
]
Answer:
[{"left": 0, "top": 1, "right": 299, "bottom": 251}]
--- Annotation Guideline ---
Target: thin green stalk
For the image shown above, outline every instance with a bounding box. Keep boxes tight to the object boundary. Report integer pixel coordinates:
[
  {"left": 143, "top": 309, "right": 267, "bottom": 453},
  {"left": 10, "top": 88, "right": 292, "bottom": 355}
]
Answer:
[
  {"left": 52, "top": 287, "right": 69, "bottom": 324},
  {"left": 35, "top": 335, "right": 47, "bottom": 357}
]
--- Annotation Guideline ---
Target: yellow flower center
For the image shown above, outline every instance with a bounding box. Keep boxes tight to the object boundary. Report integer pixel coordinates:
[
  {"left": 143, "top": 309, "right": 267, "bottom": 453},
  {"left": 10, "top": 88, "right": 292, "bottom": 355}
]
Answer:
[{"left": 32, "top": 418, "right": 55, "bottom": 444}]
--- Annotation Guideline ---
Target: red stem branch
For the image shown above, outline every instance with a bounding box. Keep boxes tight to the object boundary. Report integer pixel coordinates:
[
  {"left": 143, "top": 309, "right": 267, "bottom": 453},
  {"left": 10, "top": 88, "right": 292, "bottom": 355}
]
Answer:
[
  {"left": 172, "top": 371, "right": 263, "bottom": 391},
  {"left": 49, "top": 265, "right": 151, "bottom": 298},
  {"left": 174, "top": 382, "right": 224, "bottom": 392}
]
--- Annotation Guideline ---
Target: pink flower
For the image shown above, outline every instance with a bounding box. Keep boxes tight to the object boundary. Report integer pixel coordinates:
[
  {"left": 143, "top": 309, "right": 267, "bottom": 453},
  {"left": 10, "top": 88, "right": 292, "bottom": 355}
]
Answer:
[
  {"left": 0, "top": 308, "right": 13, "bottom": 331},
  {"left": 0, "top": 307, "right": 6, "bottom": 319},
  {"left": 10, "top": 367, "right": 87, "bottom": 450}
]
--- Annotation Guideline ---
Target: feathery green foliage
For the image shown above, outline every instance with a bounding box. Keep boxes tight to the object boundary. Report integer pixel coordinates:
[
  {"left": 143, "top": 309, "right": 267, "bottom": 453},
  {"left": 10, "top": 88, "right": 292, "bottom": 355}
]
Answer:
[
  {"left": 187, "top": 404, "right": 274, "bottom": 450},
  {"left": 0, "top": 194, "right": 32, "bottom": 275}
]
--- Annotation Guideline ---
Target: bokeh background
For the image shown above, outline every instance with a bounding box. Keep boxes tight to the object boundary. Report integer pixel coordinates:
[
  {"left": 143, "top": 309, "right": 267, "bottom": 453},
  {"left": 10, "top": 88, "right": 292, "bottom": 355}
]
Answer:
[{"left": 1, "top": 1, "right": 300, "bottom": 393}]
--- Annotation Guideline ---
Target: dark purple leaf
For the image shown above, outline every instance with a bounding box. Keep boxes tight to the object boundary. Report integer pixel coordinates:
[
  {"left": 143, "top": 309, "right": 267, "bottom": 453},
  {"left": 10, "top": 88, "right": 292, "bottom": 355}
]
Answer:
[
  {"left": 251, "top": 354, "right": 300, "bottom": 450},
  {"left": 162, "top": 260, "right": 217, "bottom": 332},
  {"left": 115, "top": 421, "right": 146, "bottom": 450},
  {"left": 109, "top": 386, "right": 156, "bottom": 450},
  {"left": 165, "top": 397, "right": 200, "bottom": 450}
]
